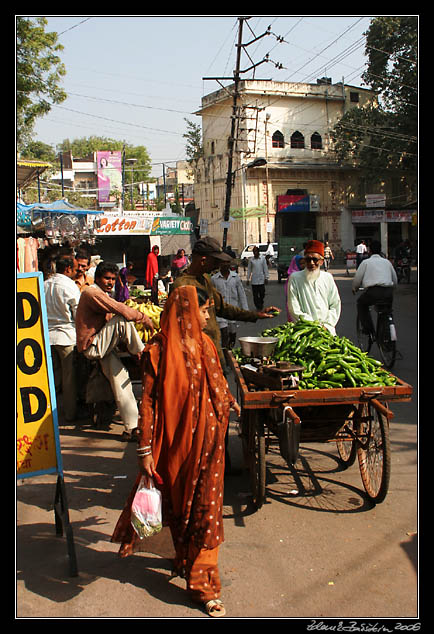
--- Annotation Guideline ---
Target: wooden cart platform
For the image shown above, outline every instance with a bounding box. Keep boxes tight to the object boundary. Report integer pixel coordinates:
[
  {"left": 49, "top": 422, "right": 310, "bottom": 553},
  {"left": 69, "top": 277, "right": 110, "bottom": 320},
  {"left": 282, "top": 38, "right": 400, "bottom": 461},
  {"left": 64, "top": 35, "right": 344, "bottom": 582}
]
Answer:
[{"left": 227, "top": 351, "right": 413, "bottom": 509}]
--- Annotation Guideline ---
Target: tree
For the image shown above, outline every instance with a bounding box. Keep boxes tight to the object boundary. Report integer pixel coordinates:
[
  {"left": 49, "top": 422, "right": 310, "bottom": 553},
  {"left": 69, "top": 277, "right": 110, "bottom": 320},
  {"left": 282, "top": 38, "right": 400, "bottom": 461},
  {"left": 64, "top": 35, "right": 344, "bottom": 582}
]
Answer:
[
  {"left": 16, "top": 17, "right": 67, "bottom": 147},
  {"left": 183, "top": 118, "right": 203, "bottom": 163},
  {"left": 20, "top": 140, "right": 57, "bottom": 163},
  {"left": 331, "top": 16, "right": 417, "bottom": 177},
  {"left": 170, "top": 187, "right": 183, "bottom": 214}
]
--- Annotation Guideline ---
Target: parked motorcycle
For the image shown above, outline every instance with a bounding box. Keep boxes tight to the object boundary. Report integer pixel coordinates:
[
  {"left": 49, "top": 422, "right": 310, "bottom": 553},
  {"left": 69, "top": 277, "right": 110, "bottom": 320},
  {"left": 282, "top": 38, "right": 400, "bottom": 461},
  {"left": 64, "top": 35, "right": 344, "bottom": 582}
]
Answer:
[{"left": 395, "top": 256, "right": 411, "bottom": 283}]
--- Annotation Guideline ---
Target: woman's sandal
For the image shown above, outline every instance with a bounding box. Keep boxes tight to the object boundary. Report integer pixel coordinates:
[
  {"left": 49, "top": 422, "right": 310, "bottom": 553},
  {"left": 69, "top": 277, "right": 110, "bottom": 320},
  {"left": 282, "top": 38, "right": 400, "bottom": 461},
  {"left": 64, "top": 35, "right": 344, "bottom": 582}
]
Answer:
[{"left": 205, "top": 599, "right": 226, "bottom": 618}]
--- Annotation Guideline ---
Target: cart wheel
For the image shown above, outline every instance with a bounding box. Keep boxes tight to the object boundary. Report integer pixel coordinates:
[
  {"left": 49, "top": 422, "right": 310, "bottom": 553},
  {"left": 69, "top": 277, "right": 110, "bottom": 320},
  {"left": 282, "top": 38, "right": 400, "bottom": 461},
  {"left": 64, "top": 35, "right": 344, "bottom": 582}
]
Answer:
[
  {"left": 247, "top": 412, "right": 266, "bottom": 509},
  {"left": 357, "top": 402, "right": 391, "bottom": 503},
  {"left": 336, "top": 418, "right": 357, "bottom": 467}
]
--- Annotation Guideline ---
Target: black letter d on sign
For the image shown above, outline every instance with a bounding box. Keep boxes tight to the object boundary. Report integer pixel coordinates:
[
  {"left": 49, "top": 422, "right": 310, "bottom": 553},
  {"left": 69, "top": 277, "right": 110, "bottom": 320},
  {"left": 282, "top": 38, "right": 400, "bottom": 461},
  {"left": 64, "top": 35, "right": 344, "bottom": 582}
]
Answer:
[
  {"left": 17, "top": 292, "right": 40, "bottom": 329},
  {"left": 20, "top": 387, "right": 47, "bottom": 423}
]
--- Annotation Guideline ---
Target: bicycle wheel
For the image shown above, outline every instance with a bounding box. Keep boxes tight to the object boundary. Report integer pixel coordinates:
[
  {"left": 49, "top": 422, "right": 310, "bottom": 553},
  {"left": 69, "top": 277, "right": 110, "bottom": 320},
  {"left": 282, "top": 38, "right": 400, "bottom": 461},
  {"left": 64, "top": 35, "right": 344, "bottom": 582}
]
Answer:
[
  {"left": 357, "top": 402, "right": 391, "bottom": 503},
  {"left": 356, "top": 314, "right": 372, "bottom": 353},
  {"left": 377, "top": 313, "right": 396, "bottom": 369},
  {"left": 336, "top": 416, "right": 357, "bottom": 467}
]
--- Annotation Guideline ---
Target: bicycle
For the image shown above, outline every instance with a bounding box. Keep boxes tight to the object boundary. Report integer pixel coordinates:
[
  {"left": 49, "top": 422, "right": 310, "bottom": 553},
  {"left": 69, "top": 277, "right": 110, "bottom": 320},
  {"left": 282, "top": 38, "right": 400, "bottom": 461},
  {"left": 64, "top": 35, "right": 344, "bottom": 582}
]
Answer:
[{"left": 356, "top": 301, "right": 397, "bottom": 370}]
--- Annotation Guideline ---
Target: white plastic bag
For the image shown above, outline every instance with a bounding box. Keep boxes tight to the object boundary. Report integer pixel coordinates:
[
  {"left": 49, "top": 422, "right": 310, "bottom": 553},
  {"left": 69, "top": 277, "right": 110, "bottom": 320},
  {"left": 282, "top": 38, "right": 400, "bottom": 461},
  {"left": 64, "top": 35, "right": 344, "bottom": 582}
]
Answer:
[{"left": 131, "top": 476, "right": 162, "bottom": 538}]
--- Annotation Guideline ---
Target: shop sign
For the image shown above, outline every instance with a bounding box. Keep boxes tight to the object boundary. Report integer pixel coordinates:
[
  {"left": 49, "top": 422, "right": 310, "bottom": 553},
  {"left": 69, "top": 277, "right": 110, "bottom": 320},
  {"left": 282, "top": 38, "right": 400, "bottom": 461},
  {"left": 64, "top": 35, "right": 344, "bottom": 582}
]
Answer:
[
  {"left": 95, "top": 214, "right": 194, "bottom": 236},
  {"left": 352, "top": 210, "right": 415, "bottom": 224},
  {"left": 385, "top": 210, "right": 413, "bottom": 223},
  {"left": 16, "top": 273, "right": 63, "bottom": 479},
  {"left": 150, "top": 216, "right": 194, "bottom": 235},
  {"left": 365, "top": 194, "right": 386, "bottom": 208},
  {"left": 96, "top": 215, "right": 151, "bottom": 235},
  {"left": 277, "top": 194, "right": 310, "bottom": 212},
  {"left": 352, "top": 209, "right": 385, "bottom": 223},
  {"left": 16, "top": 273, "right": 78, "bottom": 575}
]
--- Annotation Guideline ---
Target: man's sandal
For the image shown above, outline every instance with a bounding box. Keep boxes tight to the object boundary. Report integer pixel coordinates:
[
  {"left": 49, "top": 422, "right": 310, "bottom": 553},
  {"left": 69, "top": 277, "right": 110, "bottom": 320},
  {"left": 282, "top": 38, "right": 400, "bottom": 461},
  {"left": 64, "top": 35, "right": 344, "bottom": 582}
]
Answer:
[{"left": 205, "top": 599, "right": 226, "bottom": 617}]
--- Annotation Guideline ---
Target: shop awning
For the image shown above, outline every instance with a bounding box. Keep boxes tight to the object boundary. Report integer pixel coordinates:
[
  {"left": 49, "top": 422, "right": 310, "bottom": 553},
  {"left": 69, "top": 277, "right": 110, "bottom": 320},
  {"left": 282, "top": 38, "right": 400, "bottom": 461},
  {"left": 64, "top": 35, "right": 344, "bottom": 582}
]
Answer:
[
  {"left": 17, "top": 199, "right": 103, "bottom": 215},
  {"left": 17, "top": 159, "right": 51, "bottom": 189},
  {"left": 17, "top": 199, "right": 103, "bottom": 229}
]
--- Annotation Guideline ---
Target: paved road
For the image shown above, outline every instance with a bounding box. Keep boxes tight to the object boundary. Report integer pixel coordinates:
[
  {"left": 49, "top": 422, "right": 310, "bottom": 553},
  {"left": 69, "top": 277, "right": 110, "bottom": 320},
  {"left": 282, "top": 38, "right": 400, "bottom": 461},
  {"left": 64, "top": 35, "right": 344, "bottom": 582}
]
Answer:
[{"left": 16, "top": 266, "right": 419, "bottom": 622}]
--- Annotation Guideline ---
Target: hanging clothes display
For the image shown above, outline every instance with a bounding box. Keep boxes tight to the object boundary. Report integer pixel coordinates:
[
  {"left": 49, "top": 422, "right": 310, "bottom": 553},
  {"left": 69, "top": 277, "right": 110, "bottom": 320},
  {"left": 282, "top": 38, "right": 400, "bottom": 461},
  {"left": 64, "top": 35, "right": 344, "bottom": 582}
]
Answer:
[{"left": 17, "top": 237, "right": 39, "bottom": 273}]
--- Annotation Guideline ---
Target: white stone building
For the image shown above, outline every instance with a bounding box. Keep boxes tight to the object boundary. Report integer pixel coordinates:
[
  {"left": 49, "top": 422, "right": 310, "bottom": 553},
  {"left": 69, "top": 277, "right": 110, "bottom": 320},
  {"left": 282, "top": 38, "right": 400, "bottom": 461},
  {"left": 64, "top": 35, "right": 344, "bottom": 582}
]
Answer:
[{"left": 193, "top": 78, "right": 377, "bottom": 254}]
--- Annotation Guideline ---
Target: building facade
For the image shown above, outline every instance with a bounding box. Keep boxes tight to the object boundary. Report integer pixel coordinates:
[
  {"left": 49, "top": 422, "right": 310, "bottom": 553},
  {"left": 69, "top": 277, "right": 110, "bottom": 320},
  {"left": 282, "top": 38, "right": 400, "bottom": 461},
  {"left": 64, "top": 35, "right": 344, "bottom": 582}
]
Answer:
[{"left": 192, "top": 79, "right": 416, "bottom": 257}]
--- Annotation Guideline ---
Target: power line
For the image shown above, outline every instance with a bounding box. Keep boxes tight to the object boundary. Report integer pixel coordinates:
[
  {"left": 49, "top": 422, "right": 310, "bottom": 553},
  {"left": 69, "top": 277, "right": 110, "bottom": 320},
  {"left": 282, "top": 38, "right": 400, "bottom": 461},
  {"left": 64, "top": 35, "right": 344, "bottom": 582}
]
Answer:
[
  {"left": 52, "top": 104, "right": 184, "bottom": 137},
  {"left": 66, "top": 91, "right": 192, "bottom": 115},
  {"left": 57, "top": 17, "right": 92, "bottom": 36}
]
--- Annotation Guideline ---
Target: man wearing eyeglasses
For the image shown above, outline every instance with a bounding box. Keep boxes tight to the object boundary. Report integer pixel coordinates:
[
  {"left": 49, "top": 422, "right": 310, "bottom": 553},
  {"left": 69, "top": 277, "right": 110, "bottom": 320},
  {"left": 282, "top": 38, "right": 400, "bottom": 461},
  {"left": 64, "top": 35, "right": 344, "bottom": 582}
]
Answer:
[{"left": 287, "top": 240, "right": 341, "bottom": 335}]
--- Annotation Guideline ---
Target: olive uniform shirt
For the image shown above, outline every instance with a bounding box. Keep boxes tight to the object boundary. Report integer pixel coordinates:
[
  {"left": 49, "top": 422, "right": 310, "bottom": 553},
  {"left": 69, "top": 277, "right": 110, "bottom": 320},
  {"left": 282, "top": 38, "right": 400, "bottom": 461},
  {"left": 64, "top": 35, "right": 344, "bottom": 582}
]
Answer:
[{"left": 171, "top": 271, "right": 259, "bottom": 365}]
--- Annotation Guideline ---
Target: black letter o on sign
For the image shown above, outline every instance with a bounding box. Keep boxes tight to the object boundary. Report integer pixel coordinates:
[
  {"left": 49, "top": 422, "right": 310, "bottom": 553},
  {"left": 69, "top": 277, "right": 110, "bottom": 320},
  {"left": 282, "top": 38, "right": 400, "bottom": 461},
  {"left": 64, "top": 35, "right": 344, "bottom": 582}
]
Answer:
[{"left": 17, "top": 338, "right": 43, "bottom": 375}]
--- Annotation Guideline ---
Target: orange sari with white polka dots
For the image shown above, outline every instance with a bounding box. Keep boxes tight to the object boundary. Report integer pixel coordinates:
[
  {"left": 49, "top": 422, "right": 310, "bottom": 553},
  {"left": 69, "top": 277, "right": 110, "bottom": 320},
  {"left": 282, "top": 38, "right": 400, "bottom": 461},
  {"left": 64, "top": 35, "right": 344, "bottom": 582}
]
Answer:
[{"left": 111, "top": 286, "right": 235, "bottom": 602}]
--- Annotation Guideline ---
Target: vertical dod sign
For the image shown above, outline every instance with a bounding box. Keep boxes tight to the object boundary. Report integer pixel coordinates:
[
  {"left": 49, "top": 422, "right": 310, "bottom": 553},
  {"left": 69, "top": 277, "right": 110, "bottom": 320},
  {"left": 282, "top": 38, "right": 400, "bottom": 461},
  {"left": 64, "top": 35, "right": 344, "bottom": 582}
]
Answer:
[{"left": 17, "top": 273, "right": 62, "bottom": 478}]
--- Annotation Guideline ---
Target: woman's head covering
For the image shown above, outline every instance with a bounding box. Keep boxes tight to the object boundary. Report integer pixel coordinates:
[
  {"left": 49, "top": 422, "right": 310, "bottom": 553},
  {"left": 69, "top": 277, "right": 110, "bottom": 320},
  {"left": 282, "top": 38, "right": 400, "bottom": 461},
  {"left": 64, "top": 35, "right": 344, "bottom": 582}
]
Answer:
[
  {"left": 144, "top": 286, "right": 233, "bottom": 540},
  {"left": 293, "top": 254, "right": 303, "bottom": 268}
]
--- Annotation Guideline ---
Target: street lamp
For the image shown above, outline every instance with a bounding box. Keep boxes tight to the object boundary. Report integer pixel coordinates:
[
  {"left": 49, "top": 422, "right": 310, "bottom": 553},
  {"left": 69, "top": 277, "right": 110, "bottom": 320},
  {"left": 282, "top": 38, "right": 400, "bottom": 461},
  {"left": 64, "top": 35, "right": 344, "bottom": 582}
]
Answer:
[{"left": 247, "top": 157, "right": 267, "bottom": 168}]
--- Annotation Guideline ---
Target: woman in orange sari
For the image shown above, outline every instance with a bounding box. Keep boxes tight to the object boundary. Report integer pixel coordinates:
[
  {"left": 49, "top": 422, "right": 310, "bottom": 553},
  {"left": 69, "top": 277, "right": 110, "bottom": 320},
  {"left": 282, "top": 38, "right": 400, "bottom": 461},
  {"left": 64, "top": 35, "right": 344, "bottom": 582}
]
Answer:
[{"left": 111, "top": 285, "right": 240, "bottom": 617}]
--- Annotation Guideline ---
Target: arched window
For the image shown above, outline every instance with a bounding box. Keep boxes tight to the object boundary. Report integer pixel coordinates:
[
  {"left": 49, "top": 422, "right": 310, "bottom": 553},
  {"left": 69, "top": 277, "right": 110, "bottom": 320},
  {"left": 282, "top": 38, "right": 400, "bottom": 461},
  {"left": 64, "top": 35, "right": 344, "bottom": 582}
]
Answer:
[
  {"left": 272, "top": 130, "right": 284, "bottom": 148},
  {"left": 291, "top": 131, "right": 305, "bottom": 149},
  {"left": 311, "top": 132, "right": 322, "bottom": 149}
]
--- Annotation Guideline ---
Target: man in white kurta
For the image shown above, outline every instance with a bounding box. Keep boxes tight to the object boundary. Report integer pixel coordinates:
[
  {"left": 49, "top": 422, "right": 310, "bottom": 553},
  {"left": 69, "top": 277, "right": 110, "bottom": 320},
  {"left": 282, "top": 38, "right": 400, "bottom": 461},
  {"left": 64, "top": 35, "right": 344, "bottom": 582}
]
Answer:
[
  {"left": 44, "top": 256, "right": 81, "bottom": 421},
  {"left": 287, "top": 240, "right": 341, "bottom": 335}
]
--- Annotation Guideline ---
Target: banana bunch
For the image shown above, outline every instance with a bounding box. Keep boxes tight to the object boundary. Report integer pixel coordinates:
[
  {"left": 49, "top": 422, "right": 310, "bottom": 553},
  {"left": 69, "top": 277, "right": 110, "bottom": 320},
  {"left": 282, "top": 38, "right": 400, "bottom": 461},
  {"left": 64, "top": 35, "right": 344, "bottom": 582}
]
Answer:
[{"left": 125, "top": 299, "right": 164, "bottom": 342}]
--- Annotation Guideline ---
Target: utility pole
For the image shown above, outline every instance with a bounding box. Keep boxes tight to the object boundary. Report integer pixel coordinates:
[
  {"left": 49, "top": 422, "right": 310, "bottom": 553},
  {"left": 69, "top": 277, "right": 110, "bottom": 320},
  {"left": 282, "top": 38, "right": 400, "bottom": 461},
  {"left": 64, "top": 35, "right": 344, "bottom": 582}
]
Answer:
[
  {"left": 203, "top": 17, "right": 272, "bottom": 250},
  {"left": 221, "top": 16, "right": 244, "bottom": 250}
]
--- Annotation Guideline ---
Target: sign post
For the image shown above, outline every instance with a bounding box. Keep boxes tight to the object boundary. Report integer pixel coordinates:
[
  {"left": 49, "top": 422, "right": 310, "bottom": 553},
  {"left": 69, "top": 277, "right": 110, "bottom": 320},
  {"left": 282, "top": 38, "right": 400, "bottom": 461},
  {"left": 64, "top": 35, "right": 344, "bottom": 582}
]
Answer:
[{"left": 17, "top": 272, "right": 78, "bottom": 576}]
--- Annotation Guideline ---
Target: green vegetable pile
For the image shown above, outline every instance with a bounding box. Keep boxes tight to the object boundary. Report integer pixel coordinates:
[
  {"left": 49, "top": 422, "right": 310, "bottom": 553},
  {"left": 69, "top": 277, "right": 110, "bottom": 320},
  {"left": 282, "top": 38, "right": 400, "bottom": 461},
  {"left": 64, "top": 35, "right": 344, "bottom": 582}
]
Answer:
[
  {"left": 130, "top": 288, "right": 150, "bottom": 299},
  {"left": 233, "top": 317, "right": 397, "bottom": 390}
]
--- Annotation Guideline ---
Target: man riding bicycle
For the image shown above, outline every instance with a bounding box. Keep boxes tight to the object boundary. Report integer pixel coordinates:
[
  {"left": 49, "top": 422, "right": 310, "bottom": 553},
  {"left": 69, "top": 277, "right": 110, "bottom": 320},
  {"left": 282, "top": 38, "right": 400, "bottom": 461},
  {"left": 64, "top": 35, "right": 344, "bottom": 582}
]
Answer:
[{"left": 352, "top": 240, "right": 397, "bottom": 340}]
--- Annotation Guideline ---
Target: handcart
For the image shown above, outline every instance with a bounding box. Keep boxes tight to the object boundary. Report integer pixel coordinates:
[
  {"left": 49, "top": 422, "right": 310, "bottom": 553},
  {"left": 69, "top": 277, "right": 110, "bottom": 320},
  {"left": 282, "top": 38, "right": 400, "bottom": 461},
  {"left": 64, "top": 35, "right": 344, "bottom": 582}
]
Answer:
[{"left": 227, "top": 351, "right": 412, "bottom": 510}]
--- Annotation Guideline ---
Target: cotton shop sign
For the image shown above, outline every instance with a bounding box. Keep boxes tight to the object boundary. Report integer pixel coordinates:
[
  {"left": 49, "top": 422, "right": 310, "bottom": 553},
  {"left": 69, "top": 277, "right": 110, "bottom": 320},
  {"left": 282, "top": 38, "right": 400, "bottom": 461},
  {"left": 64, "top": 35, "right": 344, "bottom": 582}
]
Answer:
[{"left": 96, "top": 215, "right": 146, "bottom": 234}]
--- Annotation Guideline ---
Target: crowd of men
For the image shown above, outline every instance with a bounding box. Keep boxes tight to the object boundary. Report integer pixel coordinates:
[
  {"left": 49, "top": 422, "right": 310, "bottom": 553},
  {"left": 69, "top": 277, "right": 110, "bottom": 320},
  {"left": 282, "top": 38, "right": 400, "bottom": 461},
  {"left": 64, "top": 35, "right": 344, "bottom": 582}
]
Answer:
[{"left": 42, "top": 236, "right": 403, "bottom": 442}]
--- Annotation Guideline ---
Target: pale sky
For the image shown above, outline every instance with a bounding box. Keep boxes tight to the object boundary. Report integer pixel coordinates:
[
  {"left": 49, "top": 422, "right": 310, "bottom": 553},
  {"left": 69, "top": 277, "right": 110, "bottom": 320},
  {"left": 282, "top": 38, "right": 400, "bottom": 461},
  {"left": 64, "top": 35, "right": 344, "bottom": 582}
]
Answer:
[{"left": 27, "top": 15, "right": 375, "bottom": 177}]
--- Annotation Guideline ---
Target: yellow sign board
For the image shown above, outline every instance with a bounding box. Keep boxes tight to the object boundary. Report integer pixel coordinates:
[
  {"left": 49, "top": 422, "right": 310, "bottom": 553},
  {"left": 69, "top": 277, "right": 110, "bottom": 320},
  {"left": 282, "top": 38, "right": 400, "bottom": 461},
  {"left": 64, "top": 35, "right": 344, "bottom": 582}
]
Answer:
[{"left": 17, "top": 273, "right": 63, "bottom": 479}]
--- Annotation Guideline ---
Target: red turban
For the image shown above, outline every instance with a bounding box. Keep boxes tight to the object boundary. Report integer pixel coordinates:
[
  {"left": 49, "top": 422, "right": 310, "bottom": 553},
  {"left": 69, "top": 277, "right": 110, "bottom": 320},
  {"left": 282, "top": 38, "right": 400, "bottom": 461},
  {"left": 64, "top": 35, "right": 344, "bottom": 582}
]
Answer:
[{"left": 304, "top": 240, "right": 324, "bottom": 257}]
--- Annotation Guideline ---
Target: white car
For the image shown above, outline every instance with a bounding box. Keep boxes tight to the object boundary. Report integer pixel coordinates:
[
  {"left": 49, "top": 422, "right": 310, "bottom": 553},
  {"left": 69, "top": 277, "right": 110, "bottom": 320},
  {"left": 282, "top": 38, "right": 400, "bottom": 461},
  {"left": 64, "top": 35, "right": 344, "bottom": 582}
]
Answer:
[{"left": 240, "top": 243, "right": 278, "bottom": 260}]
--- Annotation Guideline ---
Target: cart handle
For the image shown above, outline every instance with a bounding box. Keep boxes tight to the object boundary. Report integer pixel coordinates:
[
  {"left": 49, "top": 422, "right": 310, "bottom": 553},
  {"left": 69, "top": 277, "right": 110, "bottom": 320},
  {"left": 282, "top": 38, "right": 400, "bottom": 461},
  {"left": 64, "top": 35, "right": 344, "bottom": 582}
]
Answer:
[
  {"left": 360, "top": 389, "right": 384, "bottom": 400},
  {"left": 282, "top": 405, "right": 301, "bottom": 425},
  {"left": 370, "top": 398, "right": 394, "bottom": 420},
  {"left": 271, "top": 392, "right": 296, "bottom": 406}
]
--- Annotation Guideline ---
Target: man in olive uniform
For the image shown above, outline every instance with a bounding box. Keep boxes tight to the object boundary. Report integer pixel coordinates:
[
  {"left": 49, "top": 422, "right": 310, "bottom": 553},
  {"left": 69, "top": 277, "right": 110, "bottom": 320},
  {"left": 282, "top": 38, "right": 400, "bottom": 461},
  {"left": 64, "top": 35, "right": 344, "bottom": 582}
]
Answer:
[{"left": 171, "top": 237, "right": 278, "bottom": 367}]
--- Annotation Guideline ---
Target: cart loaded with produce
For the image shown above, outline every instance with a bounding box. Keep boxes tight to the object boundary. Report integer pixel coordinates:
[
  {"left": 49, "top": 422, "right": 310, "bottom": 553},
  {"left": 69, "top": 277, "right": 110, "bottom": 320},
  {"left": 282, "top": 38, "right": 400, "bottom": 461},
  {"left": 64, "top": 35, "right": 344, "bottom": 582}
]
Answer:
[{"left": 228, "top": 317, "right": 412, "bottom": 509}]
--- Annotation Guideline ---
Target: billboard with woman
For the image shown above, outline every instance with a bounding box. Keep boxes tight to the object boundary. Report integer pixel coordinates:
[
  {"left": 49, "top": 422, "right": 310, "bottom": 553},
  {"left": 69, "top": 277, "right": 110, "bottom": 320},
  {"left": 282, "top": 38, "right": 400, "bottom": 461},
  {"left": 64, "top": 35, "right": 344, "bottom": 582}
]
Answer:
[{"left": 97, "top": 150, "right": 122, "bottom": 203}]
